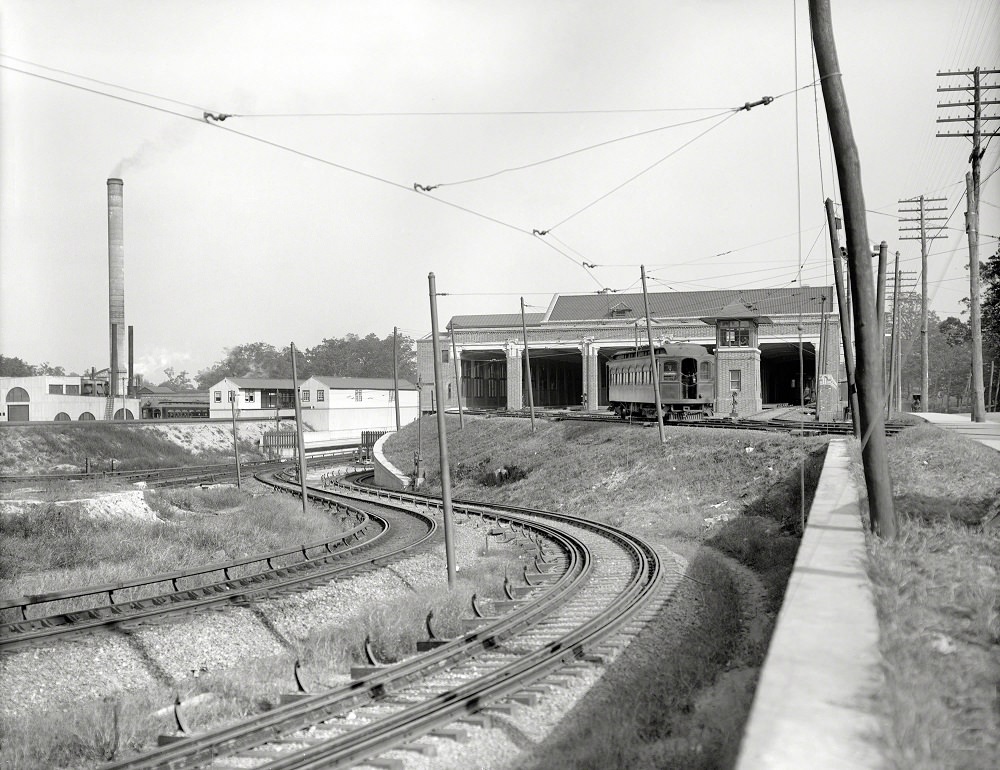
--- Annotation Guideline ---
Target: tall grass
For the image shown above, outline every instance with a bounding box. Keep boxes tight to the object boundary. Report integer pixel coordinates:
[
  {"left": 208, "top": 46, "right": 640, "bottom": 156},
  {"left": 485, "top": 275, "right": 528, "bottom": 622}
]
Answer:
[
  {"left": 0, "top": 487, "right": 350, "bottom": 611},
  {"left": 864, "top": 426, "right": 1000, "bottom": 770}
]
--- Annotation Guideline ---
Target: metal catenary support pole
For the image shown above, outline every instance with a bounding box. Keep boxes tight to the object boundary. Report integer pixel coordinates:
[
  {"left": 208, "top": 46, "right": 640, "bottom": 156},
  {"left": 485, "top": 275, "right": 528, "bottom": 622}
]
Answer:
[
  {"left": 811, "top": 0, "right": 896, "bottom": 538},
  {"left": 521, "top": 297, "right": 536, "bottom": 432},
  {"left": 428, "top": 273, "right": 457, "bottom": 588},
  {"left": 640, "top": 265, "right": 666, "bottom": 442},
  {"left": 290, "top": 342, "right": 308, "bottom": 513},
  {"left": 450, "top": 326, "right": 464, "bottom": 429},
  {"left": 414, "top": 377, "right": 423, "bottom": 483},
  {"left": 825, "top": 199, "right": 860, "bottom": 436},
  {"left": 392, "top": 326, "right": 401, "bottom": 432},
  {"left": 230, "top": 393, "right": 242, "bottom": 490}
]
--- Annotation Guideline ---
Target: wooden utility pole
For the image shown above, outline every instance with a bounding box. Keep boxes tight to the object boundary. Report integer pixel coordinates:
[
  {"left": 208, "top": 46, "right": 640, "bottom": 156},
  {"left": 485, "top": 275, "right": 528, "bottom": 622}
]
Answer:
[
  {"left": 230, "top": 392, "right": 242, "bottom": 490},
  {"left": 937, "top": 66, "right": 999, "bottom": 421},
  {"left": 428, "top": 273, "right": 457, "bottom": 588},
  {"left": 450, "top": 326, "right": 464, "bottom": 429},
  {"left": 640, "top": 265, "right": 666, "bottom": 443},
  {"left": 520, "top": 297, "right": 536, "bottom": 432},
  {"left": 392, "top": 326, "right": 401, "bottom": 431},
  {"left": 811, "top": 0, "right": 896, "bottom": 538},
  {"left": 886, "top": 252, "right": 901, "bottom": 417},
  {"left": 824, "top": 199, "right": 860, "bottom": 435},
  {"left": 290, "top": 342, "right": 308, "bottom": 513},
  {"left": 898, "top": 194, "right": 948, "bottom": 411}
]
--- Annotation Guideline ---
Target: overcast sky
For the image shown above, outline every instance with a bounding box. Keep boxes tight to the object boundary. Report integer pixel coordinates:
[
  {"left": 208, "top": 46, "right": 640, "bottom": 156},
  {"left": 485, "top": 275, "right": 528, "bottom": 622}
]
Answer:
[{"left": 2, "top": 0, "right": 998, "bottom": 382}]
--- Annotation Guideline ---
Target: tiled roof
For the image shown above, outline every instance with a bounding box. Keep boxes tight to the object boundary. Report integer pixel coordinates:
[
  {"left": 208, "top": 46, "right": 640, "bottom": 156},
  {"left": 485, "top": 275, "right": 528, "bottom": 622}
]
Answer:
[
  {"left": 545, "top": 287, "right": 834, "bottom": 322},
  {"left": 448, "top": 313, "right": 545, "bottom": 329}
]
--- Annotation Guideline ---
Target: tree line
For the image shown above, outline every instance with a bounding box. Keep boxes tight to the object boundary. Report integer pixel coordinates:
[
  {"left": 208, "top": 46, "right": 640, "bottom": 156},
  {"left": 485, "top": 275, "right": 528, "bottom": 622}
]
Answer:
[{"left": 168, "top": 333, "right": 419, "bottom": 391}]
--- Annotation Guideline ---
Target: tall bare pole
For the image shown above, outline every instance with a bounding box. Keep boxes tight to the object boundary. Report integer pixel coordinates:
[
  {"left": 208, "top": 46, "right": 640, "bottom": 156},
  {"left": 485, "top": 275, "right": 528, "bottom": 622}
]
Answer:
[
  {"left": 811, "top": 0, "right": 896, "bottom": 538},
  {"left": 520, "top": 297, "right": 536, "bottom": 432},
  {"left": 450, "top": 326, "right": 464, "bottom": 429},
  {"left": 230, "top": 392, "right": 242, "bottom": 490},
  {"left": 640, "top": 265, "right": 666, "bottom": 443},
  {"left": 392, "top": 326, "right": 401, "bottom": 431},
  {"left": 825, "top": 199, "right": 860, "bottom": 435},
  {"left": 290, "top": 342, "right": 308, "bottom": 513},
  {"left": 428, "top": 273, "right": 457, "bottom": 588}
]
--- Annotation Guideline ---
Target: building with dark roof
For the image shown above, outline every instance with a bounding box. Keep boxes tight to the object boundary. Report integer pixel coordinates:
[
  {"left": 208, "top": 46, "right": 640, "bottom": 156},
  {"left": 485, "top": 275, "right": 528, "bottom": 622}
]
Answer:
[{"left": 417, "top": 286, "right": 841, "bottom": 419}]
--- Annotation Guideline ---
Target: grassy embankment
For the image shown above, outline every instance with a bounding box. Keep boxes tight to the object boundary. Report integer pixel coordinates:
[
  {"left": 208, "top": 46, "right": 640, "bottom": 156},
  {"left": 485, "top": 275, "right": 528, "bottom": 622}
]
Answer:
[
  {"left": 385, "top": 414, "right": 830, "bottom": 769},
  {"left": 0, "top": 422, "right": 266, "bottom": 475},
  {"left": 862, "top": 424, "right": 999, "bottom": 770}
]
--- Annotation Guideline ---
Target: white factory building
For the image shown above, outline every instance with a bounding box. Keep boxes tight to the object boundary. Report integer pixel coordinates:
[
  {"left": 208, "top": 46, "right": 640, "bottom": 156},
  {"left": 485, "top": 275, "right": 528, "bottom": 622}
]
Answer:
[
  {"left": 1, "top": 374, "right": 141, "bottom": 422},
  {"left": 207, "top": 376, "right": 419, "bottom": 443}
]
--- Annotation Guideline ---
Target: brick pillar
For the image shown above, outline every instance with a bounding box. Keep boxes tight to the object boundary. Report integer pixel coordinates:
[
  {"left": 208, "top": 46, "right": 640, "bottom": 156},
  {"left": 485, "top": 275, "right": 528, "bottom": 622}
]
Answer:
[
  {"left": 716, "top": 348, "right": 763, "bottom": 417},
  {"left": 582, "top": 339, "right": 599, "bottom": 411},
  {"left": 506, "top": 341, "right": 523, "bottom": 410}
]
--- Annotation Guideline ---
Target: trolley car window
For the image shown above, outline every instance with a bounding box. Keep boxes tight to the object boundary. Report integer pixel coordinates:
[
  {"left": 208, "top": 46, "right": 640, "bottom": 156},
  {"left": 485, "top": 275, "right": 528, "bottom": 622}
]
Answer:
[
  {"left": 662, "top": 361, "right": 679, "bottom": 382},
  {"left": 700, "top": 361, "right": 713, "bottom": 381}
]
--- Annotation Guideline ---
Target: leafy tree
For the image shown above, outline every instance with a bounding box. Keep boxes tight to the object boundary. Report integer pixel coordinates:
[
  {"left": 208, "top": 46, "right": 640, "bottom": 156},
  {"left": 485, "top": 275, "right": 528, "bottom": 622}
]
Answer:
[
  {"left": 306, "top": 333, "right": 416, "bottom": 381},
  {"left": 33, "top": 362, "right": 66, "bottom": 376},
  {"left": 938, "top": 316, "right": 970, "bottom": 347},
  {"left": 159, "top": 367, "right": 194, "bottom": 390},
  {"left": 195, "top": 342, "right": 309, "bottom": 389},
  {"left": 0, "top": 355, "right": 35, "bottom": 376},
  {"left": 981, "top": 245, "right": 1000, "bottom": 364}
]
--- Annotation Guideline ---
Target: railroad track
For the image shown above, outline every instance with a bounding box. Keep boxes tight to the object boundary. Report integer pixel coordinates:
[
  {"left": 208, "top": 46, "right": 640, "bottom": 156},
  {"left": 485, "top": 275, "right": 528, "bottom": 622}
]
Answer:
[
  {"left": 0, "top": 471, "right": 437, "bottom": 653},
  {"left": 104, "top": 472, "right": 668, "bottom": 769}
]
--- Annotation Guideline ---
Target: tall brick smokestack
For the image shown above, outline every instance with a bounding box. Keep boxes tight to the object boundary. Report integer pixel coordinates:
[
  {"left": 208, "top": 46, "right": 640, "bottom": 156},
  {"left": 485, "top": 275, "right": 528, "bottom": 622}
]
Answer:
[{"left": 107, "top": 178, "right": 126, "bottom": 397}]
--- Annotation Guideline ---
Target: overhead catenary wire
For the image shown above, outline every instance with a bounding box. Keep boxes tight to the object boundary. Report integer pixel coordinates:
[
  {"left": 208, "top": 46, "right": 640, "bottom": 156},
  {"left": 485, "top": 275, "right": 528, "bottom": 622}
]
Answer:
[
  {"left": 412, "top": 109, "right": 736, "bottom": 190},
  {"left": 0, "top": 61, "right": 605, "bottom": 286}
]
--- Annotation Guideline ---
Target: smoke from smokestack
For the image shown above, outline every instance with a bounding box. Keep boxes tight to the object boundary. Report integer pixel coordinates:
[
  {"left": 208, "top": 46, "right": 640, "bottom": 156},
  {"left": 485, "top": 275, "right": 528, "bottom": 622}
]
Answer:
[{"left": 107, "top": 178, "right": 127, "bottom": 396}]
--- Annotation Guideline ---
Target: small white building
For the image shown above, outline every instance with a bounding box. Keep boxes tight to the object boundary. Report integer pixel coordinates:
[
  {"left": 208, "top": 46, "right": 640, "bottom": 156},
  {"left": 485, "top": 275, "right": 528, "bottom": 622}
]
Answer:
[
  {"left": 207, "top": 376, "right": 419, "bottom": 443},
  {"left": 1, "top": 375, "right": 140, "bottom": 422}
]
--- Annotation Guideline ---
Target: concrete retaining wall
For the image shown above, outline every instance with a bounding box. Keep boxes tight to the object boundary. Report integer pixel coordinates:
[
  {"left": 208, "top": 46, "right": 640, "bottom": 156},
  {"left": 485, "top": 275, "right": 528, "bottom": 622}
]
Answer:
[
  {"left": 735, "top": 438, "right": 883, "bottom": 769},
  {"left": 372, "top": 431, "right": 409, "bottom": 490}
]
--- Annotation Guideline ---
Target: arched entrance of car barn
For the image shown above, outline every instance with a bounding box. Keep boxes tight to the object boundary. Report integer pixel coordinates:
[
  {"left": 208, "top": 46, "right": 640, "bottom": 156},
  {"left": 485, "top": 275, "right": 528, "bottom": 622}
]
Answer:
[
  {"left": 460, "top": 350, "right": 508, "bottom": 409},
  {"left": 760, "top": 341, "right": 816, "bottom": 406},
  {"left": 525, "top": 347, "right": 583, "bottom": 408}
]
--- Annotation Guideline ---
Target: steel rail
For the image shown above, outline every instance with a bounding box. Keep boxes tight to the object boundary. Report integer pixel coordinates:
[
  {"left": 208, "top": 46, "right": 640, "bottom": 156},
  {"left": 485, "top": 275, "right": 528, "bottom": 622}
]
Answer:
[
  {"left": 249, "top": 478, "right": 661, "bottom": 769},
  {"left": 0, "top": 474, "right": 437, "bottom": 652},
  {"left": 113, "top": 478, "right": 662, "bottom": 770},
  {"left": 106, "top": 499, "right": 589, "bottom": 770},
  {"left": 0, "top": 503, "right": 369, "bottom": 621}
]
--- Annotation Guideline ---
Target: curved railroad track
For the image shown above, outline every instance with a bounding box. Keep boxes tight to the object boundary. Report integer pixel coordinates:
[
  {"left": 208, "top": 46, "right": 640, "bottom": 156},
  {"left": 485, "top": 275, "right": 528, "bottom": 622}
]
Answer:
[
  {"left": 0, "top": 472, "right": 438, "bottom": 654},
  {"left": 106, "top": 472, "right": 670, "bottom": 769}
]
